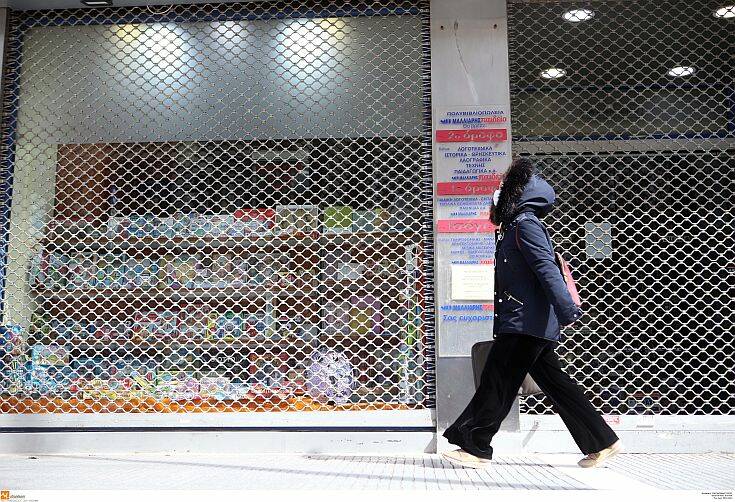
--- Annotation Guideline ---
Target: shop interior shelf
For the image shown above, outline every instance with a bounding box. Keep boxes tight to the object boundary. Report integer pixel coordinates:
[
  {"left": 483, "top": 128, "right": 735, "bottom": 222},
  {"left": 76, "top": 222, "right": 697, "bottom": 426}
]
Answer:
[
  {"left": 23, "top": 336, "right": 309, "bottom": 351},
  {"left": 31, "top": 276, "right": 411, "bottom": 303},
  {"left": 31, "top": 285, "right": 314, "bottom": 302},
  {"left": 0, "top": 395, "right": 420, "bottom": 414},
  {"left": 41, "top": 230, "right": 423, "bottom": 253},
  {"left": 24, "top": 332, "right": 410, "bottom": 351}
]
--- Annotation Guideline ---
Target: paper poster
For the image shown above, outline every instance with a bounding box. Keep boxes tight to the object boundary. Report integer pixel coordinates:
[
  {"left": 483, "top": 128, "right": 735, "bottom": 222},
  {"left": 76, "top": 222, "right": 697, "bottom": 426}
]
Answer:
[
  {"left": 434, "top": 106, "right": 512, "bottom": 183},
  {"left": 436, "top": 219, "right": 495, "bottom": 233},
  {"left": 451, "top": 264, "right": 494, "bottom": 300},
  {"left": 434, "top": 105, "right": 511, "bottom": 357}
]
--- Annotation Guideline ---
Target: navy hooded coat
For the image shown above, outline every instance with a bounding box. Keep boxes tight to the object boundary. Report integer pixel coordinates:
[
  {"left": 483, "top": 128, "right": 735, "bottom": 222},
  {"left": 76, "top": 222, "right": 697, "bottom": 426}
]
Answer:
[{"left": 492, "top": 174, "right": 583, "bottom": 342}]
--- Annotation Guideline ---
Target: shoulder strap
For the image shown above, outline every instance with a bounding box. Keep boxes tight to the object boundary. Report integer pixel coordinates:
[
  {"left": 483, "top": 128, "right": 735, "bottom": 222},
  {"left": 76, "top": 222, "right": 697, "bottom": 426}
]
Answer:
[
  {"left": 512, "top": 212, "right": 532, "bottom": 250},
  {"left": 512, "top": 215, "right": 577, "bottom": 302},
  {"left": 513, "top": 212, "right": 555, "bottom": 252}
]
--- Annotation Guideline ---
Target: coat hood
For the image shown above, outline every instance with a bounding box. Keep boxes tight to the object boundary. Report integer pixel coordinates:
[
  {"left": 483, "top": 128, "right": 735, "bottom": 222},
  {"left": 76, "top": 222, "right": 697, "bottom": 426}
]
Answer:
[
  {"left": 492, "top": 158, "right": 556, "bottom": 224},
  {"left": 515, "top": 175, "right": 556, "bottom": 219}
]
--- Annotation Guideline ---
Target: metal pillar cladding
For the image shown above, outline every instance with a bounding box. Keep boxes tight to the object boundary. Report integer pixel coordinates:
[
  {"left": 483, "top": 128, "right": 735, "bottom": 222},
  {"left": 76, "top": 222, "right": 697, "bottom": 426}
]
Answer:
[
  {"left": 507, "top": 0, "right": 734, "bottom": 417},
  {"left": 0, "top": 1, "right": 437, "bottom": 421}
]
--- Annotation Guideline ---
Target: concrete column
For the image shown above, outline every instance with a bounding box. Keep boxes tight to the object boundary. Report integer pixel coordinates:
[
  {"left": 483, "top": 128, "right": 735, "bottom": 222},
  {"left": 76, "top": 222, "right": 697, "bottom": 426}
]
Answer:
[{"left": 430, "top": 0, "right": 520, "bottom": 453}]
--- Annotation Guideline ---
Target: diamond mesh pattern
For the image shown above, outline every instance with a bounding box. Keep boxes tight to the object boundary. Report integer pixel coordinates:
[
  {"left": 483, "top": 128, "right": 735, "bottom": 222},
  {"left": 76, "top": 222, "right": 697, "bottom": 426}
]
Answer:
[
  {"left": 0, "top": 1, "right": 435, "bottom": 414},
  {"left": 507, "top": 0, "right": 734, "bottom": 414}
]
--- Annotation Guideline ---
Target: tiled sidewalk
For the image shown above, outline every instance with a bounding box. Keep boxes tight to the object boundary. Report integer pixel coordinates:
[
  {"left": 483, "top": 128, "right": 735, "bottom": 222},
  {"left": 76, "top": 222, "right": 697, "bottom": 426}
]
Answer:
[
  {"left": 605, "top": 453, "right": 735, "bottom": 490},
  {"left": 2, "top": 453, "right": 733, "bottom": 490}
]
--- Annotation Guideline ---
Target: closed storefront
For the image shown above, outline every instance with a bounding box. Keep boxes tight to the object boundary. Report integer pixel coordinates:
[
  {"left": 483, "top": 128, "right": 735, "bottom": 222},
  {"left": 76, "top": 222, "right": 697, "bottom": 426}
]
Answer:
[
  {"left": 0, "top": 1, "right": 435, "bottom": 424},
  {"left": 506, "top": 0, "right": 733, "bottom": 418},
  {"left": 0, "top": 0, "right": 732, "bottom": 454}
]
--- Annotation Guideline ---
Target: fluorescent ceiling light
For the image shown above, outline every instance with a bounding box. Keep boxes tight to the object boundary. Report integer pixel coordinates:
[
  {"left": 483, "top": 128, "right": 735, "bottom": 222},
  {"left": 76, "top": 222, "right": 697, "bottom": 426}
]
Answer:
[
  {"left": 667, "top": 66, "right": 695, "bottom": 77},
  {"left": 714, "top": 5, "right": 735, "bottom": 18},
  {"left": 540, "top": 68, "right": 567, "bottom": 79},
  {"left": 562, "top": 8, "right": 595, "bottom": 22},
  {"left": 82, "top": 0, "right": 113, "bottom": 6}
]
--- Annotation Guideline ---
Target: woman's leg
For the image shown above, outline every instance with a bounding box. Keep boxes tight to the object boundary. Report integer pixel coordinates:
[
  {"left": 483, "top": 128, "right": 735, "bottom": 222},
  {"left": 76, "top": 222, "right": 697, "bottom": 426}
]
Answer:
[
  {"left": 443, "top": 333, "right": 549, "bottom": 459},
  {"left": 528, "top": 345, "right": 619, "bottom": 455}
]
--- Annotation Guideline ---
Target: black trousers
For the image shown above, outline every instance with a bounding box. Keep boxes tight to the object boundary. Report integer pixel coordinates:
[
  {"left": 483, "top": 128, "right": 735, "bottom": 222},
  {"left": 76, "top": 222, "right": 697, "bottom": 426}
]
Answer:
[{"left": 443, "top": 332, "right": 619, "bottom": 460}]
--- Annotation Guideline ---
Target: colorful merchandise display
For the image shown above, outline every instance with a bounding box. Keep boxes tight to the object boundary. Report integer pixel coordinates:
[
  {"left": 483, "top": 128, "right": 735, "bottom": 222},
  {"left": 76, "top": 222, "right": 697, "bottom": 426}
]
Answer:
[
  {"left": 156, "top": 371, "right": 199, "bottom": 400},
  {"left": 243, "top": 312, "right": 271, "bottom": 341},
  {"left": 3, "top": 358, "right": 32, "bottom": 395},
  {"left": 199, "top": 375, "right": 231, "bottom": 400},
  {"left": 206, "top": 312, "right": 243, "bottom": 341},
  {"left": 323, "top": 206, "right": 353, "bottom": 234},
  {"left": 1, "top": 325, "right": 29, "bottom": 395},
  {"left": 105, "top": 210, "right": 279, "bottom": 240},
  {"left": 265, "top": 315, "right": 318, "bottom": 342},
  {"left": 321, "top": 300, "right": 351, "bottom": 336},
  {"left": 158, "top": 254, "right": 198, "bottom": 289},
  {"left": 323, "top": 250, "right": 365, "bottom": 281},
  {"left": 352, "top": 208, "right": 391, "bottom": 232},
  {"left": 305, "top": 347, "right": 356, "bottom": 405},
  {"left": 31, "top": 344, "right": 69, "bottom": 367},
  {"left": 0, "top": 325, "right": 23, "bottom": 355},
  {"left": 131, "top": 310, "right": 179, "bottom": 340},
  {"left": 8, "top": 198, "right": 425, "bottom": 412},
  {"left": 30, "top": 251, "right": 296, "bottom": 292},
  {"left": 275, "top": 205, "right": 319, "bottom": 235},
  {"left": 349, "top": 295, "right": 384, "bottom": 336},
  {"left": 31, "top": 207, "right": 404, "bottom": 294},
  {"left": 179, "top": 305, "right": 208, "bottom": 340},
  {"left": 46, "top": 207, "right": 401, "bottom": 245},
  {"left": 233, "top": 208, "right": 276, "bottom": 236},
  {"left": 248, "top": 352, "right": 289, "bottom": 388}
]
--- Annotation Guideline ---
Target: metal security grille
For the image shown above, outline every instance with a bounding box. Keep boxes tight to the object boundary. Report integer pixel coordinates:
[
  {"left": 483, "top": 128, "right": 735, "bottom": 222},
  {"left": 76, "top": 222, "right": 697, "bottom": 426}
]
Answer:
[
  {"left": 0, "top": 1, "right": 435, "bottom": 414},
  {"left": 507, "top": 0, "right": 734, "bottom": 415}
]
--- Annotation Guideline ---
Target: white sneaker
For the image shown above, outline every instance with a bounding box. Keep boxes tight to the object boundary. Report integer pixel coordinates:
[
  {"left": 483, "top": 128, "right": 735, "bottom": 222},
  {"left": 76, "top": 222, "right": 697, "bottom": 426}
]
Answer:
[
  {"left": 578, "top": 440, "right": 623, "bottom": 468},
  {"left": 441, "top": 449, "right": 492, "bottom": 469}
]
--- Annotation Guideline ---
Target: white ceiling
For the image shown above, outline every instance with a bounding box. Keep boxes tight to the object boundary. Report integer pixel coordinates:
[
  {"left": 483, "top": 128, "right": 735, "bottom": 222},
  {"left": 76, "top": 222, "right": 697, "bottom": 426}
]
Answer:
[
  {"left": 3, "top": 0, "right": 247, "bottom": 10},
  {"left": 4, "top": 0, "right": 598, "bottom": 12}
]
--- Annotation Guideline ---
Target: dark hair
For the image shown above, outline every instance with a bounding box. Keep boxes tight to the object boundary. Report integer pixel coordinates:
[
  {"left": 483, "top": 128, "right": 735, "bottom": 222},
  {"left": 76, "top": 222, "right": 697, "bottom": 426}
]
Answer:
[{"left": 491, "top": 157, "right": 536, "bottom": 226}]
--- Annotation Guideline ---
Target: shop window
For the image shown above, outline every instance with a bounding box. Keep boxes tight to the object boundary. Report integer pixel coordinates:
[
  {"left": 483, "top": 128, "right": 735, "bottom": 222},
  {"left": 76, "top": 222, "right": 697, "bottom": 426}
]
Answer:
[{"left": 0, "top": 2, "right": 434, "bottom": 414}]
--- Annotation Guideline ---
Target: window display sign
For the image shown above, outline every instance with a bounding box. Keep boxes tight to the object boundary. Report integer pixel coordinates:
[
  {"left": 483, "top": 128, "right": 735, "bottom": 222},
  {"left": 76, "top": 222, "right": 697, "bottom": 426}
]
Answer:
[{"left": 434, "top": 105, "right": 511, "bottom": 356}]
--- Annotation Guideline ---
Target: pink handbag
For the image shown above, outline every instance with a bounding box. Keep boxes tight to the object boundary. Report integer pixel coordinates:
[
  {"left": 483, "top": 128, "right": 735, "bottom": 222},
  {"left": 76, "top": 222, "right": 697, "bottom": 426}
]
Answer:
[{"left": 555, "top": 252, "right": 582, "bottom": 307}]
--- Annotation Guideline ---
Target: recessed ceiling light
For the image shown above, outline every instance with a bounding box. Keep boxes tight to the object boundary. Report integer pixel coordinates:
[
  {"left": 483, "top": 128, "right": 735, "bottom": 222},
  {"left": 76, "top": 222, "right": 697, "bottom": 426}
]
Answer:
[
  {"left": 540, "top": 67, "right": 567, "bottom": 79},
  {"left": 714, "top": 5, "right": 735, "bottom": 18},
  {"left": 562, "top": 8, "right": 595, "bottom": 22},
  {"left": 667, "top": 66, "right": 695, "bottom": 77},
  {"left": 81, "top": 0, "right": 113, "bottom": 6}
]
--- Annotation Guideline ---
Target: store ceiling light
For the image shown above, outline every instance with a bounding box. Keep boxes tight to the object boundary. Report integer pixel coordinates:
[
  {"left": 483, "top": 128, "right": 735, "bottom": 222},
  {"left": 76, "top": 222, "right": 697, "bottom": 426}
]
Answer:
[
  {"left": 540, "top": 67, "right": 567, "bottom": 79},
  {"left": 667, "top": 66, "right": 695, "bottom": 77},
  {"left": 81, "top": 0, "right": 113, "bottom": 6},
  {"left": 714, "top": 5, "right": 735, "bottom": 18},
  {"left": 562, "top": 8, "right": 595, "bottom": 22}
]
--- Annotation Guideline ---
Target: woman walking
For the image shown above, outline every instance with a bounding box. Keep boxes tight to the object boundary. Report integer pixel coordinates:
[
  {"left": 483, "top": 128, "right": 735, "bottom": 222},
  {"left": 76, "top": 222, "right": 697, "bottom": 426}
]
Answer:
[{"left": 442, "top": 158, "right": 622, "bottom": 469}]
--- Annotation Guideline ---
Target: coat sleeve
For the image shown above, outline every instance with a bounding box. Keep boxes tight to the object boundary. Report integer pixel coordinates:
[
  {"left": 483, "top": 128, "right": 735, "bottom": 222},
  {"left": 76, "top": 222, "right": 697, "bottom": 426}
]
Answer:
[{"left": 516, "top": 218, "right": 583, "bottom": 326}]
